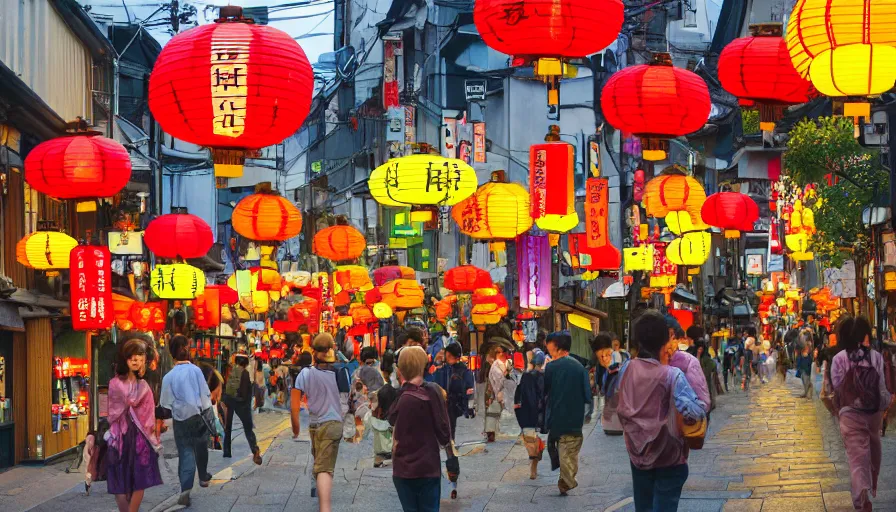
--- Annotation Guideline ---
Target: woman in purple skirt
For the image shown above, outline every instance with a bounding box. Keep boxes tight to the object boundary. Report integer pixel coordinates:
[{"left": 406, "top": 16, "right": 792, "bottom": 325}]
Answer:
[{"left": 105, "top": 336, "right": 163, "bottom": 512}]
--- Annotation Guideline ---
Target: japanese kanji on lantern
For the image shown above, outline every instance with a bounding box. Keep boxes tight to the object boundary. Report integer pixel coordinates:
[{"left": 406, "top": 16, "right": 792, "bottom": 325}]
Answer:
[
  {"left": 452, "top": 171, "right": 532, "bottom": 240},
  {"left": 529, "top": 142, "right": 578, "bottom": 233},
  {"left": 368, "top": 154, "right": 477, "bottom": 207},
  {"left": 601, "top": 53, "right": 711, "bottom": 161},
  {"left": 16, "top": 231, "right": 78, "bottom": 270},
  {"left": 148, "top": 6, "right": 313, "bottom": 179},
  {"left": 70, "top": 246, "right": 113, "bottom": 331},
  {"left": 718, "top": 23, "right": 813, "bottom": 131},
  {"left": 150, "top": 264, "right": 206, "bottom": 299},
  {"left": 517, "top": 234, "right": 551, "bottom": 310}
]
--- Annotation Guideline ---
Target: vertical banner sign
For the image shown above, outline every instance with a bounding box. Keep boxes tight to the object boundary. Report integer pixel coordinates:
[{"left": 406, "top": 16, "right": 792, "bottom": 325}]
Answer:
[
  {"left": 650, "top": 243, "right": 677, "bottom": 288},
  {"left": 585, "top": 177, "right": 609, "bottom": 248},
  {"left": 383, "top": 41, "right": 400, "bottom": 108},
  {"left": 70, "top": 246, "right": 113, "bottom": 330},
  {"left": 443, "top": 117, "right": 457, "bottom": 158},
  {"left": 473, "top": 123, "right": 486, "bottom": 163},
  {"left": 404, "top": 105, "right": 416, "bottom": 154},
  {"left": 529, "top": 143, "right": 572, "bottom": 219}
]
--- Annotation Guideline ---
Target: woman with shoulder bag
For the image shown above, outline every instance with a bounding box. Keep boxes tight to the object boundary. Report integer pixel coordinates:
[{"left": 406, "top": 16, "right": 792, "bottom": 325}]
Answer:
[
  {"left": 160, "top": 335, "right": 216, "bottom": 508},
  {"left": 830, "top": 316, "right": 893, "bottom": 511}
]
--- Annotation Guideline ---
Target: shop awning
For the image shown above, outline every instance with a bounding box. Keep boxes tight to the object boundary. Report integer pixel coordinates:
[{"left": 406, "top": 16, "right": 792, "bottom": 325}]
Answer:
[{"left": 0, "top": 301, "right": 24, "bottom": 331}]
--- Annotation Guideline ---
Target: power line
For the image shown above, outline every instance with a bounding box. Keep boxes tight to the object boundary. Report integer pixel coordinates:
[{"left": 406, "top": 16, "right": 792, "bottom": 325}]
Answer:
[{"left": 293, "top": 10, "right": 333, "bottom": 40}]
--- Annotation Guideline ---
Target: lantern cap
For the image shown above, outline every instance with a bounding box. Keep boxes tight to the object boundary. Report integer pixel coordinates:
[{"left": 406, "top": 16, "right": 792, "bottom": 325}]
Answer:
[
  {"left": 650, "top": 52, "right": 673, "bottom": 67},
  {"left": 253, "top": 182, "right": 277, "bottom": 195},
  {"left": 749, "top": 22, "right": 782, "bottom": 37},
  {"left": 216, "top": 5, "right": 255, "bottom": 23}
]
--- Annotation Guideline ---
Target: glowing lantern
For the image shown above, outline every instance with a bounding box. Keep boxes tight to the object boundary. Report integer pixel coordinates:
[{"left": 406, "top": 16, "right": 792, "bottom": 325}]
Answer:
[
  {"left": 623, "top": 245, "right": 654, "bottom": 272},
  {"left": 16, "top": 231, "right": 78, "bottom": 269},
  {"left": 334, "top": 265, "right": 373, "bottom": 292},
  {"left": 664, "top": 211, "right": 707, "bottom": 235},
  {"left": 144, "top": 211, "right": 214, "bottom": 259},
  {"left": 435, "top": 295, "right": 457, "bottom": 320},
  {"left": 642, "top": 172, "right": 708, "bottom": 221},
  {"left": 364, "top": 288, "right": 383, "bottom": 307},
  {"left": 313, "top": 224, "right": 366, "bottom": 261},
  {"left": 150, "top": 264, "right": 205, "bottom": 299},
  {"left": 701, "top": 192, "right": 759, "bottom": 238},
  {"left": 666, "top": 232, "right": 711, "bottom": 266},
  {"left": 231, "top": 183, "right": 302, "bottom": 241},
  {"left": 529, "top": 142, "right": 577, "bottom": 232},
  {"left": 148, "top": 6, "right": 313, "bottom": 178},
  {"left": 444, "top": 265, "right": 492, "bottom": 293},
  {"left": 368, "top": 155, "right": 477, "bottom": 207},
  {"left": 25, "top": 133, "right": 131, "bottom": 200},
  {"left": 517, "top": 234, "right": 551, "bottom": 311},
  {"left": 474, "top": 0, "right": 623, "bottom": 111},
  {"left": 373, "top": 266, "right": 416, "bottom": 287},
  {"left": 282, "top": 271, "right": 312, "bottom": 288},
  {"left": 601, "top": 53, "right": 711, "bottom": 160},
  {"left": 452, "top": 172, "right": 532, "bottom": 239},
  {"left": 718, "top": 23, "right": 814, "bottom": 131},
  {"left": 786, "top": 0, "right": 896, "bottom": 97},
  {"left": 373, "top": 302, "right": 393, "bottom": 319},
  {"left": 349, "top": 303, "right": 376, "bottom": 325},
  {"left": 69, "top": 246, "right": 113, "bottom": 330},
  {"left": 785, "top": 233, "right": 814, "bottom": 261},
  {"left": 471, "top": 288, "right": 508, "bottom": 325},
  {"left": 379, "top": 279, "right": 425, "bottom": 310},
  {"left": 130, "top": 302, "right": 166, "bottom": 331},
  {"left": 195, "top": 284, "right": 239, "bottom": 330}
]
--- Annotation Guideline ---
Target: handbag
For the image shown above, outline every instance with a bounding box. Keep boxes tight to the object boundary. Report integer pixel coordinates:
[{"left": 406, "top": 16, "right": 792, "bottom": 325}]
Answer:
[{"left": 676, "top": 412, "right": 707, "bottom": 449}]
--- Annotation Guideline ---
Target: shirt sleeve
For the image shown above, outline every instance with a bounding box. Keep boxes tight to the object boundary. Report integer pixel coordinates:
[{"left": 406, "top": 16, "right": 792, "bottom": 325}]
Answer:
[
  {"left": 671, "top": 367, "right": 706, "bottom": 422},
  {"left": 685, "top": 356, "right": 711, "bottom": 413},
  {"left": 294, "top": 368, "right": 306, "bottom": 393},
  {"left": 830, "top": 352, "right": 846, "bottom": 389},
  {"left": 197, "top": 367, "right": 213, "bottom": 410},
  {"left": 160, "top": 374, "right": 173, "bottom": 411},
  {"left": 873, "top": 352, "right": 893, "bottom": 411}
]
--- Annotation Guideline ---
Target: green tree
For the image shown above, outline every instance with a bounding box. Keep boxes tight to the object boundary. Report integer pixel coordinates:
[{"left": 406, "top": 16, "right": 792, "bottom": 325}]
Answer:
[{"left": 784, "top": 116, "right": 888, "bottom": 266}]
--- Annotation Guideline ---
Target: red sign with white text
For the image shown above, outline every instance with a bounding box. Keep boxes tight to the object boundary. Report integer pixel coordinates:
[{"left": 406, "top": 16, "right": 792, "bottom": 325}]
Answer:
[
  {"left": 529, "top": 142, "right": 572, "bottom": 220},
  {"left": 585, "top": 177, "right": 610, "bottom": 248},
  {"left": 70, "top": 246, "right": 113, "bottom": 331}
]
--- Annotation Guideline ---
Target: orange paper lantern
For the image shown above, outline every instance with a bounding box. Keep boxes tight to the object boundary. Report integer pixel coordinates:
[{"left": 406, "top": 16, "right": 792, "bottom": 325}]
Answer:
[
  {"left": 313, "top": 224, "right": 366, "bottom": 261},
  {"left": 231, "top": 184, "right": 302, "bottom": 241}
]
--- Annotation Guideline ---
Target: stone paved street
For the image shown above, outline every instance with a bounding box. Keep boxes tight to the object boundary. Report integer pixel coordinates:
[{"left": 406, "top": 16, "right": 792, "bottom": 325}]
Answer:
[{"left": 5, "top": 374, "right": 896, "bottom": 511}]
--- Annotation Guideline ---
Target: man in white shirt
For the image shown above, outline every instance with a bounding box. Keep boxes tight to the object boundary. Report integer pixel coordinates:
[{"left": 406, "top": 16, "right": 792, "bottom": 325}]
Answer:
[{"left": 485, "top": 343, "right": 509, "bottom": 442}]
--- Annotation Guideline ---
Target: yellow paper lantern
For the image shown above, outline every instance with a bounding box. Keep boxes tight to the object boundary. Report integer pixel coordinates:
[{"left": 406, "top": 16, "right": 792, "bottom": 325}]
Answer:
[
  {"left": 16, "top": 231, "right": 78, "bottom": 269},
  {"left": 666, "top": 232, "right": 711, "bottom": 266},
  {"left": 664, "top": 210, "right": 709, "bottom": 234},
  {"left": 368, "top": 155, "right": 477, "bottom": 207},
  {"left": 624, "top": 245, "right": 654, "bottom": 272},
  {"left": 785, "top": 233, "right": 810, "bottom": 253},
  {"left": 373, "top": 302, "right": 393, "bottom": 319},
  {"left": 809, "top": 44, "right": 896, "bottom": 97},
  {"left": 150, "top": 264, "right": 205, "bottom": 299},
  {"left": 452, "top": 181, "right": 532, "bottom": 239},
  {"left": 791, "top": 251, "right": 814, "bottom": 261},
  {"left": 884, "top": 270, "right": 896, "bottom": 291}
]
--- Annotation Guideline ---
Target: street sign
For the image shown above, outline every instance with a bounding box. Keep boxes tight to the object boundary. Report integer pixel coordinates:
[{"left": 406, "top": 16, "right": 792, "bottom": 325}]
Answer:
[{"left": 465, "top": 79, "right": 486, "bottom": 101}]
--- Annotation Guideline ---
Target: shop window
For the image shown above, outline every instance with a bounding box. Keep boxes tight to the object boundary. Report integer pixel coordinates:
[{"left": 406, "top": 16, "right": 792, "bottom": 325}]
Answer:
[
  {"left": 23, "top": 183, "right": 39, "bottom": 234},
  {"left": 51, "top": 319, "right": 89, "bottom": 433}
]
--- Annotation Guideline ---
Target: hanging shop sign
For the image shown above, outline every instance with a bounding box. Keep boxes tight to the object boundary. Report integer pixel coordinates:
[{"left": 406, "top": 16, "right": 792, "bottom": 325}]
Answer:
[
  {"left": 584, "top": 177, "right": 610, "bottom": 248},
  {"left": 473, "top": 123, "right": 486, "bottom": 163},
  {"left": 529, "top": 142, "right": 577, "bottom": 232},
  {"left": 465, "top": 79, "right": 487, "bottom": 101},
  {"left": 70, "top": 246, "right": 113, "bottom": 331},
  {"left": 107, "top": 231, "right": 144, "bottom": 256},
  {"left": 404, "top": 105, "right": 416, "bottom": 153}
]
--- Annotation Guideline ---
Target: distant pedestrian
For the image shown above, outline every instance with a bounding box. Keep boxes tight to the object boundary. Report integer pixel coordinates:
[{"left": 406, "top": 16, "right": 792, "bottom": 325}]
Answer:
[
  {"left": 831, "top": 316, "right": 892, "bottom": 511},
  {"left": 431, "top": 343, "right": 474, "bottom": 441},
  {"left": 617, "top": 311, "right": 706, "bottom": 511},
  {"left": 544, "top": 331, "right": 591, "bottom": 495},
  {"left": 592, "top": 332, "right": 623, "bottom": 435},
  {"left": 222, "top": 354, "right": 262, "bottom": 464},
  {"left": 106, "top": 337, "right": 162, "bottom": 512},
  {"left": 485, "top": 344, "right": 509, "bottom": 442},
  {"left": 291, "top": 333, "right": 344, "bottom": 512},
  {"left": 389, "top": 346, "right": 452, "bottom": 511},
  {"left": 796, "top": 343, "right": 814, "bottom": 399},
  {"left": 160, "top": 335, "right": 215, "bottom": 508},
  {"left": 514, "top": 348, "right": 546, "bottom": 479}
]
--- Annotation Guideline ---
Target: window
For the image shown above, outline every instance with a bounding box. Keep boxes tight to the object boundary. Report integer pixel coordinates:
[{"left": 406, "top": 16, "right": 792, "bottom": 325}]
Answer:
[{"left": 23, "top": 183, "right": 39, "bottom": 234}]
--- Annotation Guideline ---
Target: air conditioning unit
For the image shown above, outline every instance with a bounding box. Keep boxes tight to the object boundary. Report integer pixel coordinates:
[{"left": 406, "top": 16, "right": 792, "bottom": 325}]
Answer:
[{"left": 861, "top": 110, "right": 889, "bottom": 149}]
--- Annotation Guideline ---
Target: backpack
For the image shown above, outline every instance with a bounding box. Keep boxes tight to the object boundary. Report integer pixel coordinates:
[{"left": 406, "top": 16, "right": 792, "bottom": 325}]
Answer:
[
  {"left": 225, "top": 365, "right": 245, "bottom": 397},
  {"left": 334, "top": 363, "right": 351, "bottom": 394},
  {"left": 838, "top": 350, "right": 881, "bottom": 412}
]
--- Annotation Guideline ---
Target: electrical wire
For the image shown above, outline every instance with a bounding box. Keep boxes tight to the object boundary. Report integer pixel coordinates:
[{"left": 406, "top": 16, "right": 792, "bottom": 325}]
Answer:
[{"left": 292, "top": 10, "right": 333, "bottom": 40}]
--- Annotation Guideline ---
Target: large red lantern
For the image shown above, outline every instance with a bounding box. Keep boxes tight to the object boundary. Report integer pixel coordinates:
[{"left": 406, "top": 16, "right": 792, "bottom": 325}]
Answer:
[
  {"left": 473, "top": 0, "right": 623, "bottom": 58},
  {"left": 144, "top": 210, "right": 214, "bottom": 259},
  {"left": 444, "top": 265, "right": 492, "bottom": 293},
  {"left": 719, "top": 23, "right": 813, "bottom": 131},
  {"left": 313, "top": 224, "right": 366, "bottom": 261},
  {"left": 601, "top": 53, "right": 711, "bottom": 161},
  {"left": 70, "top": 246, "right": 113, "bottom": 331},
  {"left": 701, "top": 192, "right": 759, "bottom": 238},
  {"left": 149, "top": 6, "right": 313, "bottom": 178},
  {"left": 530, "top": 140, "right": 577, "bottom": 232},
  {"left": 25, "top": 133, "right": 131, "bottom": 200}
]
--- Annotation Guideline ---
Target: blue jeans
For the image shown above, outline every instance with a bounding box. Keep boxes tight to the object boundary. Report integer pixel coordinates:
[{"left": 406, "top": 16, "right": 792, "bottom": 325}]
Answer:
[
  {"left": 173, "top": 416, "right": 210, "bottom": 492},
  {"left": 630, "top": 462, "right": 688, "bottom": 512},
  {"left": 392, "top": 476, "right": 440, "bottom": 512}
]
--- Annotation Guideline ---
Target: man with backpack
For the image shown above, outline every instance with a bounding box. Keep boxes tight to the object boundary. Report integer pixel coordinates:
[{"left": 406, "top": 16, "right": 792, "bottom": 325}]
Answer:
[
  {"left": 222, "top": 354, "right": 262, "bottom": 464},
  {"left": 430, "top": 343, "right": 474, "bottom": 440}
]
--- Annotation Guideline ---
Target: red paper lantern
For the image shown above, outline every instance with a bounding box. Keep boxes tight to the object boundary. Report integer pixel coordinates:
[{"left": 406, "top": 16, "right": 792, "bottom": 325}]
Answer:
[
  {"left": 144, "top": 212, "right": 214, "bottom": 259},
  {"left": 719, "top": 24, "right": 813, "bottom": 130},
  {"left": 529, "top": 142, "right": 577, "bottom": 233},
  {"left": 149, "top": 7, "right": 313, "bottom": 176},
  {"left": 701, "top": 192, "right": 760, "bottom": 238},
  {"left": 25, "top": 133, "right": 131, "bottom": 200},
  {"left": 313, "top": 224, "right": 366, "bottom": 261},
  {"left": 474, "top": 0, "right": 623, "bottom": 58},
  {"left": 443, "top": 265, "right": 492, "bottom": 293},
  {"left": 601, "top": 53, "right": 711, "bottom": 161},
  {"left": 130, "top": 302, "right": 166, "bottom": 331},
  {"left": 70, "top": 246, "right": 113, "bottom": 330}
]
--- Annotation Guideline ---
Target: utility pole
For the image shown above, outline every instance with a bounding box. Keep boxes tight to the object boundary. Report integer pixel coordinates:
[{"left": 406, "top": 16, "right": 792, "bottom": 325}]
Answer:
[{"left": 170, "top": 0, "right": 180, "bottom": 33}]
